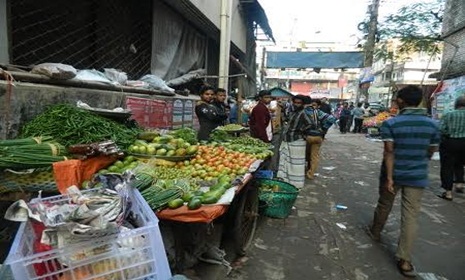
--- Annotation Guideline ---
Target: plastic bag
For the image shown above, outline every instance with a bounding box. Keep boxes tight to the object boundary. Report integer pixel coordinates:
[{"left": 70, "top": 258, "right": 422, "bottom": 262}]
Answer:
[
  {"left": 104, "top": 68, "right": 128, "bottom": 85},
  {"left": 139, "top": 74, "right": 175, "bottom": 93},
  {"left": 31, "top": 63, "right": 77, "bottom": 80},
  {"left": 74, "top": 69, "right": 113, "bottom": 84}
]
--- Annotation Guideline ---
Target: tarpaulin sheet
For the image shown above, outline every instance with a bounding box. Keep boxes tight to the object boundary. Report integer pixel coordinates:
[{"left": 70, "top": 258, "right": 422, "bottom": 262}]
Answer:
[
  {"left": 150, "top": 0, "right": 206, "bottom": 81},
  {"left": 266, "top": 51, "right": 364, "bottom": 69}
]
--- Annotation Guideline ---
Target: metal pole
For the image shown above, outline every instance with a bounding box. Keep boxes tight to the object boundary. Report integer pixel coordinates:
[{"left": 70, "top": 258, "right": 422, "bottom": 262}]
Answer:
[{"left": 218, "top": 0, "right": 233, "bottom": 90}]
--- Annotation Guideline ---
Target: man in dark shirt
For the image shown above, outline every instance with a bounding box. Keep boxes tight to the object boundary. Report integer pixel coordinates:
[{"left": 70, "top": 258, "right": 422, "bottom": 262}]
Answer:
[
  {"left": 249, "top": 90, "right": 272, "bottom": 143},
  {"left": 213, "top": 88, "right": 228, "bottom": 126},
  {"left": 195, "top": 86, "right": 227, "bottom": 141},
  {"left": 319, "top": 97, "right": 332, "bottom": 114}
]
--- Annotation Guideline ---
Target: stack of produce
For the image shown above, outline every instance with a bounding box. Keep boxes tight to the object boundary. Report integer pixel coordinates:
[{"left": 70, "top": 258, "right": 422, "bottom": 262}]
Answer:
[
  {"left": 176, "top": 145, "right": 256, "bottom": 182},
  {"left": 222, "top": 136, "right": 273, "bottom": 159},
  {"left": 363, "top": 112, "right": 391, "bottom": 128},
  {"left": 21, "top": 104, "right": 140, "bottom": 149},
  {"left": 0, "top": 137, "right": 67, "bottom": 170},
  {"left": 127, "top": 134, "right": 198, "bottom": 157},
  {"left": 216, "top": 124, "right": 245, "bottom": 132}
]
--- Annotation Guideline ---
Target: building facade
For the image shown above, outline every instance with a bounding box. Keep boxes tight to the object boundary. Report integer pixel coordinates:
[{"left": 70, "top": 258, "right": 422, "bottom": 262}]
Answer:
[{"left": 433, "top": 0, "right": 465, "bottom": 118}]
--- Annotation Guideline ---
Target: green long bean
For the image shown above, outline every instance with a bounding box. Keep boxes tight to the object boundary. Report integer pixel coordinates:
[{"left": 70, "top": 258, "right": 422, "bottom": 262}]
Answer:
[{"left": 21, "top": 104, "right": 141, "bottom": 149}]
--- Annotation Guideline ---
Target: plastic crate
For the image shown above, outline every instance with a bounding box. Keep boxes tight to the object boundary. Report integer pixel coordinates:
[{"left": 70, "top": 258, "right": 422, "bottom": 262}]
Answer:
[{"left": 5, "top": 188, "right": 172, "bottom": 280}]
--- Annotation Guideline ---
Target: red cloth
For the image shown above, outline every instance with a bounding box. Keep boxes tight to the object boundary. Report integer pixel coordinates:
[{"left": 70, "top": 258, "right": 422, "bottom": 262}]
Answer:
[{"left": 249, "top": 102, "right": 271, "bottom": 143}]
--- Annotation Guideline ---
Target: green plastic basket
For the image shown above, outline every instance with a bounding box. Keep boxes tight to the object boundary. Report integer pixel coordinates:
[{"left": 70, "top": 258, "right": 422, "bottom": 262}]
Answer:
[{"left": 257, "top": 179, "right": 299, "bottom": 219}]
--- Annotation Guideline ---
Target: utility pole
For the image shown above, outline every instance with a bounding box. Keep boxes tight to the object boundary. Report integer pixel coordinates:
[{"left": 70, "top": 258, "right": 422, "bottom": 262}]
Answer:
[{"left": 357, "top": 0, "right": 381, "bottom": 103}]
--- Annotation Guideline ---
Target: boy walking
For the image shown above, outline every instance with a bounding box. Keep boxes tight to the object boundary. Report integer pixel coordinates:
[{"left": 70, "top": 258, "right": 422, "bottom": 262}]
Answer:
[{"left": 368, "top": 86, "right": 440, "bottom": 278}]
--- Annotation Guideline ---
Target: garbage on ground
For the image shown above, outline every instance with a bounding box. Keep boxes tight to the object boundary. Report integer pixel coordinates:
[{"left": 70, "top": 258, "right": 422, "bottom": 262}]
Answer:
[
  {"left": 354, "top": 181, "right": 368, "bottom": 186},
  {"left": 336, "top": 223, "right": 347, "bottom": 230},
  {"left": 322, "top": 166, "right": 336, "bottom": 171},
  {"left": 336, "top": 204, "right": 348, "bottom": 210}
]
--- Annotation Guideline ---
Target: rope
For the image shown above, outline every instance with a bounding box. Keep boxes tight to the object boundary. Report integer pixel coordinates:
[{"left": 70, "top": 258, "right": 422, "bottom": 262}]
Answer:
[{"left": 48, "top": 143, "right": 58, "bottom": 156}]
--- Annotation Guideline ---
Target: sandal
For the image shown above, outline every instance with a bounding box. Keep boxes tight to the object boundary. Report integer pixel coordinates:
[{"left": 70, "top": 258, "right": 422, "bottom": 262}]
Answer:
[
  {"left": 437, "top": 192, "right": 453, "bottom": 201},
  {"left": 397, "top": 259, "right": 416, "bottom": 278}
]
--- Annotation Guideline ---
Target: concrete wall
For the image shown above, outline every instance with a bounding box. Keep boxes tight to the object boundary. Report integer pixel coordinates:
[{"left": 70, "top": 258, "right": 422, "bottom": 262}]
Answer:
[
  {"left": 0, "top": 81, "right": 197, "bottom": 139},
  {"left": 441, "top": 0, "right": 465, "bottom": 78},
  {"left": 189, "top": 0, "right": 247, "bottom": 52},
  {"left": 0, "top": 0, "right": 9, "bottom": 63}
]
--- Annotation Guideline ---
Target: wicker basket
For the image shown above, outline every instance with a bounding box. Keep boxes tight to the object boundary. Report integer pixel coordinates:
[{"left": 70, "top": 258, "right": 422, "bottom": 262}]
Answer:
[{"left": 257, "top": 179, "right": 299, "bottom": 219}]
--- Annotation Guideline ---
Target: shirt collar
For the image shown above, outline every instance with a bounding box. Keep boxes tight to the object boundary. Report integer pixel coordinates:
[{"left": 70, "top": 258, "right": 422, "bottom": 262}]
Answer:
[{"left": 399, "top": 107, "right": 427, "bottom": 115}]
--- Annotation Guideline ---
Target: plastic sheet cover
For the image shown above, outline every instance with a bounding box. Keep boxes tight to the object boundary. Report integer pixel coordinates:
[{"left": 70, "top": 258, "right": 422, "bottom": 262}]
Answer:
[{"left": 150, "top": 1, "right": 206, "bottom": 81}]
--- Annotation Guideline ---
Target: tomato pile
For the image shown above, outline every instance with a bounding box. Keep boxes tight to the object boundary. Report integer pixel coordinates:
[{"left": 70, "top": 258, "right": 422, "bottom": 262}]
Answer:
[{"left": 176, "top": 145, "right": 257, "bottom": 182}]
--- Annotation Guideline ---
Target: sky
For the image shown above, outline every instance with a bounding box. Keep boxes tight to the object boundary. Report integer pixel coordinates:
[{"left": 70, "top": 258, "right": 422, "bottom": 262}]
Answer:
[{"left": 258, "top": 0, "right": 426, "bottom": 45}]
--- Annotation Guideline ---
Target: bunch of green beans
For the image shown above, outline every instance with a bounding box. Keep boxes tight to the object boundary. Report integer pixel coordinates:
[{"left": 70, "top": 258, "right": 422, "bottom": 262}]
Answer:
[{"left": 21, "top": 104, "right": 141, "bottom": 149}]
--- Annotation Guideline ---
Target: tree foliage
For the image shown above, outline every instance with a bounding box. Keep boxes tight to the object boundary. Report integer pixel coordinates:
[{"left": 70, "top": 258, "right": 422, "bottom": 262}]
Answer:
[{"left": 359, "top": 0, "right": 445, "bottom": 62}]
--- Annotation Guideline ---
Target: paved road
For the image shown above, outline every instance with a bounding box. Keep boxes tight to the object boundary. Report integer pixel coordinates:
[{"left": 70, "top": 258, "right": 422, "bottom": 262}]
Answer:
[{"left": 229, "top": 129, "right": 465, "bottom": 280}]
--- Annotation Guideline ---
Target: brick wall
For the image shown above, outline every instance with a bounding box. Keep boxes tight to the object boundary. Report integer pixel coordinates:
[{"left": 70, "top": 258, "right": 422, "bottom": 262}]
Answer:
[{"left": 441, "top": 0, "right": 465, "bottom": 79}]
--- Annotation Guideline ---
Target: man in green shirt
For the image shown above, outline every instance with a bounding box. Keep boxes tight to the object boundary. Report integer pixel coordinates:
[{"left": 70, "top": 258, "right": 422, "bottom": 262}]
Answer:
[{"left": 438, "top": 95, "right": 465, "bottom": 200}]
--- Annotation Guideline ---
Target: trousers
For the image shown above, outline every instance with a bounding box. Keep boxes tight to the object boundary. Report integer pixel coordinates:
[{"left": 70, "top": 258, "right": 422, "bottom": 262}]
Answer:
[
  {"left": 440, "top": 138, "right": 465, "bottom": 191},
  {"left": 305, "top": 135, "right": 323, "bottom": 178},
  {"left": 371, "top": 165, "right": 424, "bottom": 261}
]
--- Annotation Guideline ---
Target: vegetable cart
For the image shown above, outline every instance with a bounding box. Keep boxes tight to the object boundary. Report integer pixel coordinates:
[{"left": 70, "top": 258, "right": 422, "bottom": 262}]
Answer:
[{"left": 155, "top": 172, "right": 261, "bottom": 273}]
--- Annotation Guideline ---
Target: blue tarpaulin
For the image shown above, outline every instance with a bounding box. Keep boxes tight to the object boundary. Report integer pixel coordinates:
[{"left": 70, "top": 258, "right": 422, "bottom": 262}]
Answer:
[{"left": 266, "top": 52, "right": 364, "bottom": 69}]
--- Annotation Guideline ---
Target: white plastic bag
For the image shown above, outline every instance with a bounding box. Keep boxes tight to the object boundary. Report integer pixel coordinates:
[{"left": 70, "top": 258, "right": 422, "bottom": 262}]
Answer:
[
  {"left": 31, "top": 63, "right": 77, "bottom": 80},
  {"left": 104, "top": 68, "right": 128, "bottom": 85},
  {"left": 74, "top": 69, "right": 113, "bottom": 84},
  {"left": 139, "top": 74, "right": 175, "bottom": 93}
]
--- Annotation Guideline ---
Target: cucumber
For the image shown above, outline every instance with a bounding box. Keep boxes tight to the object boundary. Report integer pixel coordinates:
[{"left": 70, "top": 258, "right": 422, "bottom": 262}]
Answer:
[
  {"left": 167, "top": 198, "right": 184, "bottom": 209},
  {"left": 187, "top": 197, "right": 202, "bottom": 210},
  {"left": 182, "top": 192, "right": 195, "bottom": 202},
  {"left": 201, "top": 194, "right": 218, "bottom": 204}
]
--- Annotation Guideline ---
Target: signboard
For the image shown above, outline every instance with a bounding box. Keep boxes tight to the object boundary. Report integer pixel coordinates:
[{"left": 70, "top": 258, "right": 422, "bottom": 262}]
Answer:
[
  {"left": 126, "top": 97, "right": 174, "bottom": 129},
  {"left": 434, "top": 76, "right": 465, "bottom": 119},
  {"left": 149, "top": 99, "right": 167, "bottom": 128},
  {"left": 126, "top": 96, "right": 150, "bottom": 127},
  {"left": 172, "top": 99, "right": 183, "bottom": 129},
  {"left": 183, "top": 100, "right": 194, "bottom": 128}
]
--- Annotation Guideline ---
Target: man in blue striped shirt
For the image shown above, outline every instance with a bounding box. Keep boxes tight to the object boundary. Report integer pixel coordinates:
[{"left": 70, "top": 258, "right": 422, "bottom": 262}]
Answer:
[{"left": 367, "top": 85, "right": 440, "bottom": 278}]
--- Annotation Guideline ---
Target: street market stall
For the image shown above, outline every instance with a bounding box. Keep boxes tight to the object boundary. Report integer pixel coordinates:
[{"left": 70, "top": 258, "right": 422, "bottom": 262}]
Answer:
[
  {"left": 0, "top": 103, "right": 277, "bottom": 277},
  {"left": 362, "top": 111, "right": 392, "bottom": 137}
]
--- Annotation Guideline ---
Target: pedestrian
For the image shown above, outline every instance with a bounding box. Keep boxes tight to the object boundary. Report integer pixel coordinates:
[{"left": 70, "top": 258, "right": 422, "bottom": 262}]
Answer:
[
  {"left": 352, "top": 102, "right": 365, "bottom": 133},
  {"left": 249, "top": 90, "right": 273, "bottom": 143},
  {"left": 277, "top": 95, "right": 313, "bottom": 188},
  {"left": 319, "top": 97, "right": 332, "bottom": 114},
  {"left": 367, "top": 85, "right": 440, "bottom": 278},
  {"left": 304, "top": 99, "right": 336, "bottom": 180},
  {"left": 195, "top": 85, "right": 228, "bottom": 141},
  {"left": 438, "top": 95, "right": 465, "bottom": 200},
  {"left": 269, "top": 98, "right": 284, "bottom": 176},
  {"left": 347, "top": 101, "right": 355, "bottom": 131},
  {"left": 338, "top": 102, "right": 351, "bottom": 133},
  {"left": 213, "top": 88, "right": 229, "bottom": 126}
]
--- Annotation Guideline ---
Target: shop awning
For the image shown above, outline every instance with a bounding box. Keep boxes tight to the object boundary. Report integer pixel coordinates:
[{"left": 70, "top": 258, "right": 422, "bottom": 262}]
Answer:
[
  {"left": 240, "top": 0, "right": 275, "bottom": 43},
  {"left": 266, "top": 52, "right": 364, "bottom": 69}
]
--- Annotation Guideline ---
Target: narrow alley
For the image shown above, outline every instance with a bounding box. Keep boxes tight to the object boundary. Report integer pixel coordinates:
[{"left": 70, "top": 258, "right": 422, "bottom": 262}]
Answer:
[{"left": 229, "top": 129, "right": 465, "bottom": 280}]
